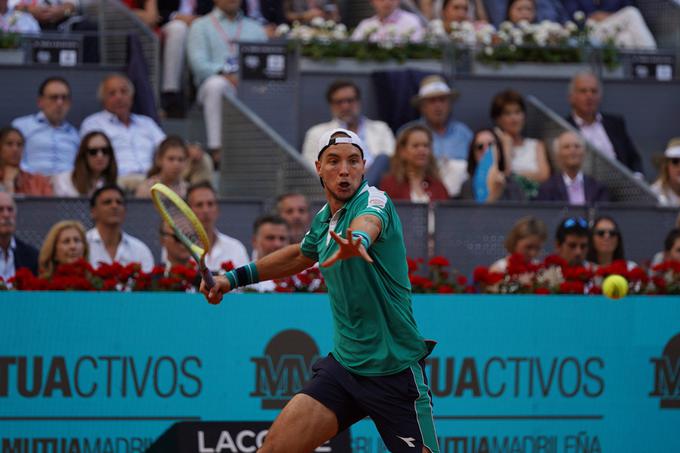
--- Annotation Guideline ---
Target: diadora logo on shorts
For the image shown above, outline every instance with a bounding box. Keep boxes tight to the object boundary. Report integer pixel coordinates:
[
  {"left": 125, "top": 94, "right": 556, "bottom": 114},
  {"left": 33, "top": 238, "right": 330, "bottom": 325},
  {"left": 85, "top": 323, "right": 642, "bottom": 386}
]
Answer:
[
  {"left": 396, "top": 436, "right": 416, "bottom": 448},
  {"left": 650, "top": 332, "right": 680, "bottom": 409},
  {"left": 250, "top": 330, "right": 320, "bottom": 409}
]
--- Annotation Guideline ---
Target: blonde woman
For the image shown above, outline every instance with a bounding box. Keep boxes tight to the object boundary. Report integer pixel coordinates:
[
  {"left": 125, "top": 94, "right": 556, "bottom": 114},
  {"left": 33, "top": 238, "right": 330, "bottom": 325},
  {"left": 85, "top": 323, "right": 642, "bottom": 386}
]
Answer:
[
  {"left": 490, "top": 216, "right": 547, "bottom": 273},
  {"left": 38, "top": 220, "right": 88, "bottom": 277},
  {"left": 651, "top": 138, "right": 680, "bottom": 207}
]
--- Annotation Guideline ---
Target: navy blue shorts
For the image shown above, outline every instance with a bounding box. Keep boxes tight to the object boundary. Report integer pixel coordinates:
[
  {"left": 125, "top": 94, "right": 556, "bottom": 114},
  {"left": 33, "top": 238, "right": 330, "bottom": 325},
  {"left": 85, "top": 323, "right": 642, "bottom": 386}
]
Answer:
[{"left": 299, "top": 354, "right": 439, "bottom": 453}]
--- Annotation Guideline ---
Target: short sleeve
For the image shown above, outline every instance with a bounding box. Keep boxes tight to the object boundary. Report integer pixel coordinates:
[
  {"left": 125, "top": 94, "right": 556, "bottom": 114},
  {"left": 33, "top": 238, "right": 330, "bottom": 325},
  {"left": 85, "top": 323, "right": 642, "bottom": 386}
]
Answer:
[
  {"left": 355, "top": 187, "right": 391, "bottom": 235},
  {"left": 300, "top": 215, "right": 324, "bottom": 261}
]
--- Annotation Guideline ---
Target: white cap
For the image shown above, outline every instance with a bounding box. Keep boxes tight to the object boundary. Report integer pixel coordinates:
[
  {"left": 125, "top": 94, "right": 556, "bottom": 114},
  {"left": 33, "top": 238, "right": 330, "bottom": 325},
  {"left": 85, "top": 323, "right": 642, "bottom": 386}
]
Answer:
[
  {"left": 317, "top": 128, "right": 365, "bottom": 160},
  {"left": 665, "top": 145, "right": 680, "bottom": 159}
]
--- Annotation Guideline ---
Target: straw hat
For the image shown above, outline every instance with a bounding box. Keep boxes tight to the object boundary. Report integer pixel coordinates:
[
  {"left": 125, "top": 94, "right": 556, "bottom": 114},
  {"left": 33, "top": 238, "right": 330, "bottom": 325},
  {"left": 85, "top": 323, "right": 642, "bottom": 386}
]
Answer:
[{"left": 410, "top": 75, "right": 460, "bottom": 107}]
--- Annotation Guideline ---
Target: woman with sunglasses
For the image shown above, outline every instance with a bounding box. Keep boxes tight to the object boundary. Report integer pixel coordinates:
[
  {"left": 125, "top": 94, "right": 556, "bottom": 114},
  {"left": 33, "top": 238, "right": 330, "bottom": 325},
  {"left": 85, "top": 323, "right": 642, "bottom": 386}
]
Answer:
[
  {"left": 459, "top": 128, "right": 524, "bottom": 202},
  {"left": 0, "top": 126, "right": 53, "bottom": 196},
  {"left": 53, "top": 131, "right": 118, "bottom": 197},
  {"left": 135, "top": 136, "right": 189, "bottom": 198},
  {"left": 651, "top": 138, "right": 680, "bottom": 207},
  {"left": 586, "top": 216, "right": 637, "bottom": 269}
]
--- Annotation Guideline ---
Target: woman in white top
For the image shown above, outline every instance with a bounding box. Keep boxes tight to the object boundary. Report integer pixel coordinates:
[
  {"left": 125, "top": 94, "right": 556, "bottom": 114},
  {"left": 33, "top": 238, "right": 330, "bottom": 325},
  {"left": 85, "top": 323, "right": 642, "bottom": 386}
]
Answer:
[
  {"left": 651, "top": 137, "right": 680, "bottom": 207},
  {"left": 135, "top": 136, "right": 189, "bottom": 198},
  {"left": 490, "top": 216, "right": 547, "bottom": 273},
  {"left": 491, "top": 89, "right": 550, "bottom": 199},
  {"left": 52, "top": 132, "right": 118, "bottom": 197}
]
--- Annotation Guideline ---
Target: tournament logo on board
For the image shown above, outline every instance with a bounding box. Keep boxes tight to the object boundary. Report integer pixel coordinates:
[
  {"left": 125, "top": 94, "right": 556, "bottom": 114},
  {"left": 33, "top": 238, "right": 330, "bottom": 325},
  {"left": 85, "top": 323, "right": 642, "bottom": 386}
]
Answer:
[
  {"left": 649, "top": 332, "right": 680, "bottom": 409},
  {"left": 250, "top": 330, "right": 320, "bottom": 409}
]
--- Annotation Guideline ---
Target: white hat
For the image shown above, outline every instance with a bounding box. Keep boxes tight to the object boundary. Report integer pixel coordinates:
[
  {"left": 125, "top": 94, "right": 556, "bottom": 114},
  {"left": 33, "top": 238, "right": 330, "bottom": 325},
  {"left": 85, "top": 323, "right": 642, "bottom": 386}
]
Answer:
[
  {"left": 411, "top": 75, "right": 460, "bottom": 107},
  {"left": 664, "top": 138, "right": 680, "bottom": 158},
  {"left": 317, "top": 128, "right": 365, "bottom": 160}
]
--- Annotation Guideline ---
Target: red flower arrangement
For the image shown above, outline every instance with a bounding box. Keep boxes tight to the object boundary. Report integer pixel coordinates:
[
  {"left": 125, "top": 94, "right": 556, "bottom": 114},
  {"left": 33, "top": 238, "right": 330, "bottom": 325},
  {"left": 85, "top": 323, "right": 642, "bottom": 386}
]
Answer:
[
  {"left": 409, "top": 256, "right": 476, "bottom": 294},
  {"left": 274, "top": 266, "right": 327, "bottom": 293}
]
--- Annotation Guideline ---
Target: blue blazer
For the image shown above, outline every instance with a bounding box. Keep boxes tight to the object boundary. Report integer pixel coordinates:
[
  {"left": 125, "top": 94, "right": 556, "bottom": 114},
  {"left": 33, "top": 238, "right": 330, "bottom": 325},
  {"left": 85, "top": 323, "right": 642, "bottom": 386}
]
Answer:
[
  {"left": 14, "top": 238, "right": 39, "bottom": 276},
  {"left": 535, "top": 173, "right": 610, "bottom": 204}
]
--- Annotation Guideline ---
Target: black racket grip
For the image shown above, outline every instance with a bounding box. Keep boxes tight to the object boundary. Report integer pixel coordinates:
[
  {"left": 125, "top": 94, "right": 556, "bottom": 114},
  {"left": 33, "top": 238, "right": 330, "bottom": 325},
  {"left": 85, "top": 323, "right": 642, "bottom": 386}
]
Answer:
[{"left": 202, "top": 267, "right": 215, "bottom": 289}]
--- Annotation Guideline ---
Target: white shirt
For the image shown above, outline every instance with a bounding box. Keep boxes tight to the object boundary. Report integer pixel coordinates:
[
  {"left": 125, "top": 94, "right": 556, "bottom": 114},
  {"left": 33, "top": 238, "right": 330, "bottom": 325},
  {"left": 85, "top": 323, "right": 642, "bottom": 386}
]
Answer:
[
  {"left": 651, "top": 180, "right": 680, "bottom": 207},
  {"left": 0, "top": 8, "right": 40, "bottom": 33},
  {"left": 204, "top": 230, "right": 249, "bottom": 272},
  {"left": 0, "top": 237, "right": 17, "bottom": 282},
  {"left": 572, "top": 113, "right": 617, "bottom": 161},
  {"left": 562, "top": 171, "right": 586, "bottom": 205},
  {"left": 86, "top": 227, "right": 155, "bottom": 272},
  {"left": 302, "top": 117, "right": 395, "bottom": 168},
  {"left": 350, "top": 9, "right": 425, "bottom": 42},
  {"left": 52, "top": 171, "right": 105, "bottom": 197},
  {"left": 80, "top": 111, "right": 166, "bottom": 176}
]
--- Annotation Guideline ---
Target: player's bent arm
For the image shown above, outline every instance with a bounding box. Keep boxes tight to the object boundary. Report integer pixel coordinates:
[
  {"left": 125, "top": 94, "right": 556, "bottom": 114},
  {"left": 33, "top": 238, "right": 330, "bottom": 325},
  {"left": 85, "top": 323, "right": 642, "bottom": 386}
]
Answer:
[
  {"left": 203, "top": 244, "right": 315, "bottom": 304},
  {"left": 349, "top": 214, "right": 383, "bottom": 243},
  {"left": 255, "top": 243, "right": 316, "bottom": 281}
]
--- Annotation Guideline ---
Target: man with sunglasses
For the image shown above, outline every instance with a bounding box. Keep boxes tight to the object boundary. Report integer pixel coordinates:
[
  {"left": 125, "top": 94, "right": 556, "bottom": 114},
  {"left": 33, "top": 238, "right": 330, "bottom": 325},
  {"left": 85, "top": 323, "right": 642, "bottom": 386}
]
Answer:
[
  {"left": 12, "top": 77, "right": 80, "bottom": 177},
  {"left": 554, "top": 217, "right": 591, "bottom": 267}
]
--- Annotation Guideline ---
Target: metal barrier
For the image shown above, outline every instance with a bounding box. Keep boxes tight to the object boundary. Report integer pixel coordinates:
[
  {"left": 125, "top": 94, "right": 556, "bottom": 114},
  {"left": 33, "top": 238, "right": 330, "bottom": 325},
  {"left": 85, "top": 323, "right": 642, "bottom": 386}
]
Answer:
[
  {"left": 218, "top": 95, "right": 325, "bottom": 202},
  {"left": 14, "top": 198, "right": 678, "bottom": 275},
  {"left": 525, "top": 95, "right": 659, "bottom": 204}
]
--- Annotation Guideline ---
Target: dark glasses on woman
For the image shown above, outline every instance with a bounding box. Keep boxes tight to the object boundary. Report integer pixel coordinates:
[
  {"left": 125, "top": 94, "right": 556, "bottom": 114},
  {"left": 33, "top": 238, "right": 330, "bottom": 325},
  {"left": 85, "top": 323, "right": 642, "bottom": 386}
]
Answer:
[
  {"left": 87, "top": 146, "right": 112, "bottom": 157},
  {"left": 594, "top": 229, "right": 619, "bottom": 238},
  {"left": 475, "top": 141, "right": 496, "bottom": 151}
]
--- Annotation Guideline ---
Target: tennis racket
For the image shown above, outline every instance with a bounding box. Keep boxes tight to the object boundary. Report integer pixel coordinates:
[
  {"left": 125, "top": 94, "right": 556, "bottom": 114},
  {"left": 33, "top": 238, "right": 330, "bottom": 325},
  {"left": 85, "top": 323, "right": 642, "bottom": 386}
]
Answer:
[{"left": 150, "top": 182, "right": 215, "bottom": 290}]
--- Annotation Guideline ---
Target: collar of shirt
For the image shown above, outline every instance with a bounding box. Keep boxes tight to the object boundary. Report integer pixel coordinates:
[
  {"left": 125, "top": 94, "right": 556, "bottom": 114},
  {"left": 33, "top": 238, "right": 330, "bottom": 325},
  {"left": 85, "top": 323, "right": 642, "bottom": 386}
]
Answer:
[
  {"left": 88, "top": 227, "right": 133, "bottom": 247},
  {"left": 318, "top": 180, "right": 369, "bottom": 223},
  {"left": 378, "top": 9, "right": 402, "bottom": 24},
  {"left": 562, "top": 171, "right": 584, "bottom": 187},
  {"left": 572, "top": 112, "right": 603, "bottom": 128},
  {"left": 1, "top": 237, "right": 17, "bottom": 257},
  {"left": 103, "top": 110, "right": 139, "bottom": 127},
  {"left": 213, "top": 7, "right": 244, "bottom": 22},
  {"left": 35, "top": 111, "right": 73, "bottom": 131}
]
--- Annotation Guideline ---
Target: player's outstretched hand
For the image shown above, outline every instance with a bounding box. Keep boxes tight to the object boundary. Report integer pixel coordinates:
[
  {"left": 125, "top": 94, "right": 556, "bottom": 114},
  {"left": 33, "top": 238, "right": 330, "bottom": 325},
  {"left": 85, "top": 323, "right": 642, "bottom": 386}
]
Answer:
[
  {"left": 200, "top": 276, "right": 232, "bottom": 305},
  {"left": 321, "top": 228, "right": 374, "bottom": 268}
]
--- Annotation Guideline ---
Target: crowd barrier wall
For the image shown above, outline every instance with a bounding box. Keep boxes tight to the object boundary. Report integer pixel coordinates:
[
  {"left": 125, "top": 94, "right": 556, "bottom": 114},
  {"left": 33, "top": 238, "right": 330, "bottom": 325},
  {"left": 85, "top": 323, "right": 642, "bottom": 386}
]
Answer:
[
  {"left": 15, "top": 198, "right": 679, "bottom": 272},
  {"left": 1, "top": 292, "right": 679, "bottom": 452}
]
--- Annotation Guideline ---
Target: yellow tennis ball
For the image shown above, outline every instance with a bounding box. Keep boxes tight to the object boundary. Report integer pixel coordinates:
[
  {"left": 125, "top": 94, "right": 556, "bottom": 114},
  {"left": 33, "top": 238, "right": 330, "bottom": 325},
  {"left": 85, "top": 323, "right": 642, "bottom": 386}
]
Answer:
[{"left": 602, "top": 274, "right": 628, "bottom": 299}]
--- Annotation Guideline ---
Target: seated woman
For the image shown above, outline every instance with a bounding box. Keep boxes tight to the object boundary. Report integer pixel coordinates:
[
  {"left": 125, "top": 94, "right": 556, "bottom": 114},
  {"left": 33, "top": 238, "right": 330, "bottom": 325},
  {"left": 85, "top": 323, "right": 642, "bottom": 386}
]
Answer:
[
  {"left": 490, "top": 216, "right": 547, "bottom": 273},
  {"left": 52, "top": 131, "right": 118, "bottom": 197},
  {"left": 459, "top": 128, "right": 525, "bottom": 202},
  {"left": 651, "top": 138, "right": 680, "bottom": 207},
  {"left": 660, "top": 228, "right": 680, "bottom": 264},
  {"left": 440, "top": 0, "right": 488, "bottom": 30},
  {"left": 0, "top": 127, "right": 53, "bottom": 196},
  {"left": 586, "top": 215, "right": 637, "bottom": 270},
  {"left": 506, "top": 0, "right": 536, "bottom": 23},
  {"left": 38, "top": 220, "right": 88, "bottom": 278},
  {"left": 135, "top": 136, "right": 189, "bottom": 198},
  {"left": 379, "top": 124, "right": 449, "bottom": 202},
  {"left": 490, "top": 90, "right": 550, "bottom": 199}
]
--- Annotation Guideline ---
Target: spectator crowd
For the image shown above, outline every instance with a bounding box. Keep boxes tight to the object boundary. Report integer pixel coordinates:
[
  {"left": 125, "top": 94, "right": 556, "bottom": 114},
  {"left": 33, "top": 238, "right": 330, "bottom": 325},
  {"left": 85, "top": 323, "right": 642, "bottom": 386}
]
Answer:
[{"left": 1, "top": 0, "right": 678, "bottom": 292}]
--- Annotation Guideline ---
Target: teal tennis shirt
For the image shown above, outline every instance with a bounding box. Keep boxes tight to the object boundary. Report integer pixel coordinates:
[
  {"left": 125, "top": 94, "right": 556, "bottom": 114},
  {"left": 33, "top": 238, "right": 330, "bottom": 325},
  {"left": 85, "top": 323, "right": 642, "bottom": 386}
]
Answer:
[{"left": 301, "top": 181, "right": 428, "bottom": 376}]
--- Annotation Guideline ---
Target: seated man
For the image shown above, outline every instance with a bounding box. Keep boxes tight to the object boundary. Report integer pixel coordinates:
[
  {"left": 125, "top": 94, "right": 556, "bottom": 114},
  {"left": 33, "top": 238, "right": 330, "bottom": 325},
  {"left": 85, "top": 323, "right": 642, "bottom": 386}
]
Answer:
[
  {"left": 351, "top": 0, "right": 424, "bottom": 42},
  {"left": 566, "top": 71, "right": 644, "bottom": 177},
  {"left": 536, "top": 130, "right": 609, "bottom": 204},
  {"left": 563, "top": 0, "right": 656, "bottom": 49},
  {"left": 0, "top": 0, "right": 40, "bottom": 32},
  {"left": 0, "top": 191, "right": 39, "bottom": 281},
  {"left": 186, "top": 182, "right": 249, "bottom": 271},
  {"left": 408, "top": 75, "right": 473, "bottom": 197},
  {"left": 249, "top": 214, "right": 290, "bottom": 291},
  {"left": 302, "top": 80, "right": 395, "bottom": 186},
  {"left": 159, "top": 220, "right": 195, "bottom": 269},
  {"left": 86, "top": 185, "right": 154, "bottom": 272},
  {"left": 12, "top": 77, "right": 79, "bottom": 177},
  {"left": 80, "top": 74, "right": 166, "bottom": 191},
  {"left": 12, "top": 0, "right": 75, "bottom": 30},
  {"left": 553, "top": 216, "right": 591, "bottom": 268},
  {"left": 661, "top": 228, "right": 680, "bottom": 264},
  {"left": 187, "top": 0, "right": 267, "bottom": 166},
  {"left": 275, "top": 192, "right": 311, "bottom": 244}
]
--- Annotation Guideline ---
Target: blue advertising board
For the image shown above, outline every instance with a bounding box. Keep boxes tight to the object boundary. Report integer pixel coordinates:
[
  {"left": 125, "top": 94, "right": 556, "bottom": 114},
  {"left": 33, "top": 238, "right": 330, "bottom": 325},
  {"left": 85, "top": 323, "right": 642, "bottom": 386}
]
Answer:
[{"left": 0, "top": 292, "right": 678, "bottom": 452}]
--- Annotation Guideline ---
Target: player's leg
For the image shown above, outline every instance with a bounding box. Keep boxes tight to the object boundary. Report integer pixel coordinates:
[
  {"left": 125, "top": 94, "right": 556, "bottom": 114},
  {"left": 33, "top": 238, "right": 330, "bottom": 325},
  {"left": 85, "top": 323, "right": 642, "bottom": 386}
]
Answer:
[
  {"left": 258, "top": 393, "right": 337, "bottom": 453},
  {"left": 357, "top": 360, "right": 440, "bottom": 453}
]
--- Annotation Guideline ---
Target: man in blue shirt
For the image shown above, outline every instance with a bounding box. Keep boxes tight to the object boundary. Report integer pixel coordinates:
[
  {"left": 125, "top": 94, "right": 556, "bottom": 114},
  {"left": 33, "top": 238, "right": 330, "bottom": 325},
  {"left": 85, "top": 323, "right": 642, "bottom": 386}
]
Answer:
[
  {"left": 12, "top": 77, "right": 80, "bottom": 177},
  {"left": 187, "top": 0, "right": 267, "bottom": 167}
]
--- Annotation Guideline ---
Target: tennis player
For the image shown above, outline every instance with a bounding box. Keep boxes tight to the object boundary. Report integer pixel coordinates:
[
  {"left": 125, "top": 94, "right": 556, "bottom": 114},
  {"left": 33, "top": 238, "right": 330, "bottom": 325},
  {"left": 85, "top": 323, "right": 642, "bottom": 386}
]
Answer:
[{"left": 202, "top": 128, "right": 439, "bottom": 453}]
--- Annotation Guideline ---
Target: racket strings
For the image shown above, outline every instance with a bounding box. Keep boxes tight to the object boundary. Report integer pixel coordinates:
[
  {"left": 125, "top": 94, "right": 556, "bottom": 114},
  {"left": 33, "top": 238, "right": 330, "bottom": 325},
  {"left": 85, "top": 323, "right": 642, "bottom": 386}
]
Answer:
[{"left": 160, "top": 195, "right": 203, "bottom": 248}]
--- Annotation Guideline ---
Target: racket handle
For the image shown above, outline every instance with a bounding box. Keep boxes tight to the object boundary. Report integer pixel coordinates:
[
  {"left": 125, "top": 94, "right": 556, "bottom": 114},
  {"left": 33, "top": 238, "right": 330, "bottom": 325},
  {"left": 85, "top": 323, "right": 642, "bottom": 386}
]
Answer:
[{"left": 202, "top": 267, "right": 215, "bottom": 290}]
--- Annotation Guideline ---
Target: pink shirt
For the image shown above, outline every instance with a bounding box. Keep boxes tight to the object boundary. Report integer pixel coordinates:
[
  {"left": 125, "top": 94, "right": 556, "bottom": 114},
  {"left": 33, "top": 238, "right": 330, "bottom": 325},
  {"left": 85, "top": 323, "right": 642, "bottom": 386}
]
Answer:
[{"left": 351, "top": 8, "right": 425, "bottom": 42}]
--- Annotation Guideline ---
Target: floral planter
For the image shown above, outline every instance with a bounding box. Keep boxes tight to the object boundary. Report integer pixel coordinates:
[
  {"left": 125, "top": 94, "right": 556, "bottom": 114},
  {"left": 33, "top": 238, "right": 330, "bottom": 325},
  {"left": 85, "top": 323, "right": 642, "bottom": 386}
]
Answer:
[
  {"left": 0, "top": 48, "right": 25, "bottom": 65},
  {"left": 299, "top": 57, "right": 444, "bottom": 74},
  {"left": 472, "top": 61, "right": 624, "bottom": 79}
]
